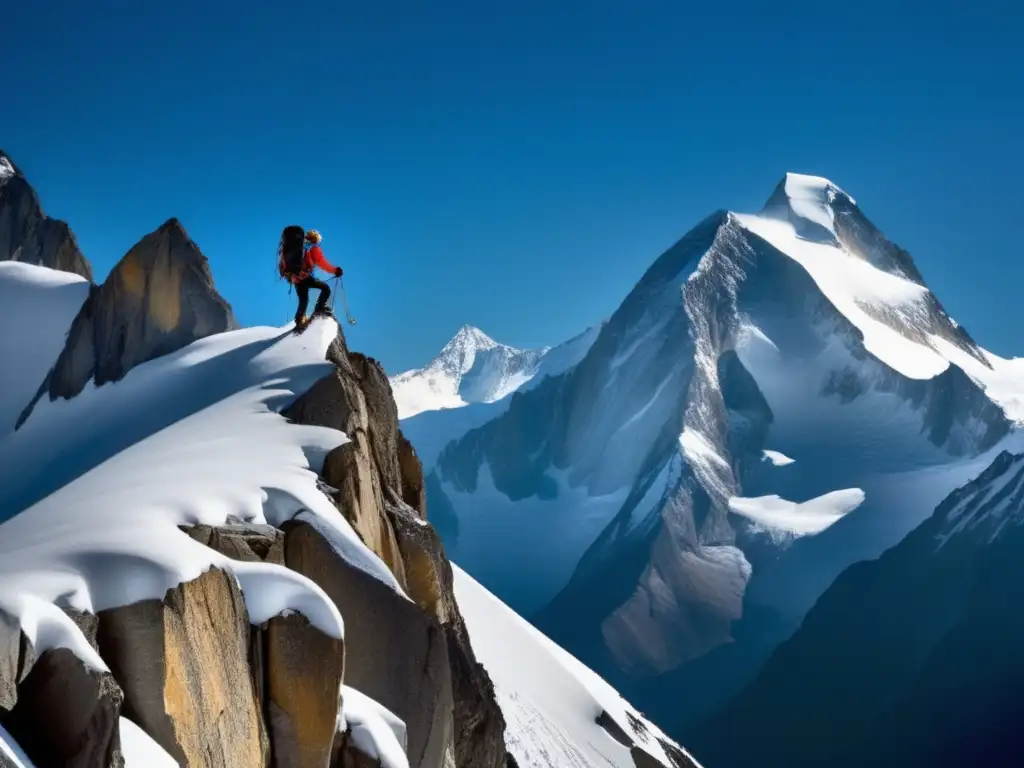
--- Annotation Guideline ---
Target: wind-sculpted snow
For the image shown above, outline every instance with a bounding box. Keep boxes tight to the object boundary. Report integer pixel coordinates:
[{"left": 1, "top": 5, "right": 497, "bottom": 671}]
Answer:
[
  {"left": 761, "top": 450, "right": 794, "bottom": 466},
  {"left": 0, "top": 317, "right": 404, "bottom": 673},
  {"left": 341, "top": 686, "right": 410, "bottom": 768}
]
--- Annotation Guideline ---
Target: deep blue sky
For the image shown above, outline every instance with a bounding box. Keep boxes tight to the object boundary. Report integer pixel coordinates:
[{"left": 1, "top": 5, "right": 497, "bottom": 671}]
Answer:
[{"left": 3, "top": 0, "right": 1020, "bottom": 371}]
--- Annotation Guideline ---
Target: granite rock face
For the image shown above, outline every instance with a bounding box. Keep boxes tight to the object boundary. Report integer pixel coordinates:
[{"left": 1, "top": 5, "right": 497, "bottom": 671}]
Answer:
[
  {"left": 0, "top": 150, "right": 92, "bottom": 280},
  {"left": 97, "top": 567, "right": 269, "bottom": 768},
  {"left": 44, "top": 217, "right": 236, "bottom": 403},
  {"left": 286, "top": 327, "right": 512, "bottom": 768}
]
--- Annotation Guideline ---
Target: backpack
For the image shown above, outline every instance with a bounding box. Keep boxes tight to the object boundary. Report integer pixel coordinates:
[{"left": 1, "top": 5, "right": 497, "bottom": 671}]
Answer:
[{"left": 279, "top": 225, "right": 307, "bottom": 279}]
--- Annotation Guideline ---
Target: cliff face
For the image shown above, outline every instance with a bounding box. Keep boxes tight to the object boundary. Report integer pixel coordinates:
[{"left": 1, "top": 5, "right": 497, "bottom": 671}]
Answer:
[
  {"left": 47, "top": 217, "right": 238, "bottom": 400},
  {"left": 0, "top": 151, "right": 92, "bottom": 281},
  {"left": 284, "top": 330, "right": 513, "bottom": 768}
]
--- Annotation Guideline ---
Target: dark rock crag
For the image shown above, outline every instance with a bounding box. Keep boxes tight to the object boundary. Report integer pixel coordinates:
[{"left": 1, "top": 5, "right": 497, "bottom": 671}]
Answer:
[{"left": 0, "top": 150, "right": 92, "bottom": 280}]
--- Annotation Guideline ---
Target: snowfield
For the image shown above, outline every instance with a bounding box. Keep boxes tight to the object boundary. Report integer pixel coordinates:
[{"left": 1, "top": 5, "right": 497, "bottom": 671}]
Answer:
[
  {"left": 119, "top": 718, "right": 178, "bottom": 768},
  {"left": 728, "top": 488, "right": 866, "bottom": 536},
  {"left": 453, "top": 565, "right": 699, "bottom": 768}
]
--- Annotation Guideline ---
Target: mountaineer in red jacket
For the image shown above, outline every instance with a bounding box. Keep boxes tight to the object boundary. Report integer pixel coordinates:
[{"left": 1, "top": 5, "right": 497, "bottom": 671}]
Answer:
[{"left": 278, "top": 226, "right": 343, "bottom": 330}]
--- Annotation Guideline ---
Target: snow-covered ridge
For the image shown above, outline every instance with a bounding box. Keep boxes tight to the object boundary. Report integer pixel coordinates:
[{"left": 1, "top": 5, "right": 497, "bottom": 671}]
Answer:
[
  {"left": 0, "top": 311, "right": 404, "bottom": 673},
  {"left": 738, "top": 172, "right": 1023, "bottom": 418},
  {"left": 391, "top": 323, "right": 604, "bottom": 420}
]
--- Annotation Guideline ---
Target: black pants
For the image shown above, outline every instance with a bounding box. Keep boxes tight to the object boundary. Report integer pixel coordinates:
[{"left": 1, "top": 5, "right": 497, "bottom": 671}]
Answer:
[{"left": 294, "top": 276, "right": 330, "bottom": 321}]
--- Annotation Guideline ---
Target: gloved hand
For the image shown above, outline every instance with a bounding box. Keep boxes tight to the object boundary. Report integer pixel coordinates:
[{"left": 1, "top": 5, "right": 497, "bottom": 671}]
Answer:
[{"left": 334, "top": 267, "right": 343, "bottom": 277}]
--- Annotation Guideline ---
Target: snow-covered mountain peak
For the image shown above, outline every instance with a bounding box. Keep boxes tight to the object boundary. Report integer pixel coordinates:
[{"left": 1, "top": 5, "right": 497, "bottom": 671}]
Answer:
[
  {"left": 436, "top": 324, "right": 501, "bottom": 376},
  {"left": 392, "top": 321, "right": 604, "bottom": 421},
  {"left": 761, "top": 172, "right": 855, "bottom": 242},
  {"left": 391, "top": 326, "right": 542, "bottom": 418}
]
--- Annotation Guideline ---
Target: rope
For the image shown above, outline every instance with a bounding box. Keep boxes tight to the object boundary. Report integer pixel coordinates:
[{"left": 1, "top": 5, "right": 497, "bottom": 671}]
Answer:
[{"left": 338, "top": 276, "right": 357, "bottom": 325}]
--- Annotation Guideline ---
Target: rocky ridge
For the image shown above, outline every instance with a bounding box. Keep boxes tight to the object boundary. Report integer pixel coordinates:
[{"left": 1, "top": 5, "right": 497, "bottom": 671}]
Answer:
[{"left": 0, "top": 152, "right": 514, "bottom": 768}]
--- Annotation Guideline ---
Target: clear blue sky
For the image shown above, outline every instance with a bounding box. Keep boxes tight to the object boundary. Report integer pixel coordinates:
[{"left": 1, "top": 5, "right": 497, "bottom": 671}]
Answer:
[{"left": 3, "top": 0, "right": 1021, "bottom": 372}]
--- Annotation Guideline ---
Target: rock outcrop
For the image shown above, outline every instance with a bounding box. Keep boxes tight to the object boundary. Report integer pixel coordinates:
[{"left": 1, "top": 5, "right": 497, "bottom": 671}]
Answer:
[
  {"left": 0, "top": 150, "right": 92, "bottom": 280},
  {"left": 0, "top": 608, "right": 124, "bottom": 768},
  {"left": 3, "top": 647, "right": 123, "bottom": 768},
  {"left": 97, "top": 567, "right": 269, "bottom": 767},
  {"left": 46, "top": 217, "right": 237, "bottom": 401},
  {"left": 285, "top": 330, "right": 512, "bottom": 768}
]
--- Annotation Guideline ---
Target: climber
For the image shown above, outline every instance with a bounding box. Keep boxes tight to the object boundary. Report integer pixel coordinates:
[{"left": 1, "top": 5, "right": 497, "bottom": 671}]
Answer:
[{"left": 278, "top": 226, "right": 343, "bottom": 331}]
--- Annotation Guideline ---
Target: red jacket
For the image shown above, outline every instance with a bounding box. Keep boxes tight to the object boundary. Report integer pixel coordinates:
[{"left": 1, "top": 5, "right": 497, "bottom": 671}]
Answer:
[{"left": 282, "top": 244, "right": 340, "bottom": 283}]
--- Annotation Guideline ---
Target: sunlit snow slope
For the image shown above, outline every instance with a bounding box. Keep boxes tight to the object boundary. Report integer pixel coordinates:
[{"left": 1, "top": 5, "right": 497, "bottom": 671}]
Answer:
[
  {"left": 0, "top": 265, "right": 681, "bottom": 768},
  {"left": 0, "top": 310, "right": 406, "bottom": 675},
  {"left": 453, "top": 565, "right": 700, "bottom": 768}
]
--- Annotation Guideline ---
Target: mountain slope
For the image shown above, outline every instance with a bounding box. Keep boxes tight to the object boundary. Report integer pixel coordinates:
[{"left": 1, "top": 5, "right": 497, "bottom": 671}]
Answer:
[
  {"left": 453, "top": 565, "right": 700, "bottom": 768},
  {"left": 417, "top": 172, "right": 1021, "bottom": 729},
  {"left": 694, "top": 449, "right": 1024, "bottom": 767},
  {"left": 0, "top": 262, "right": 89, "bottom": 433}
]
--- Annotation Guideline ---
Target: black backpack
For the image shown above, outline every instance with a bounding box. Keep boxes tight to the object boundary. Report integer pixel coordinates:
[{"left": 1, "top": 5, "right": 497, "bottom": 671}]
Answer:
[{"left": 279, "top": 225, "right": 306, "bottom": 278}]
